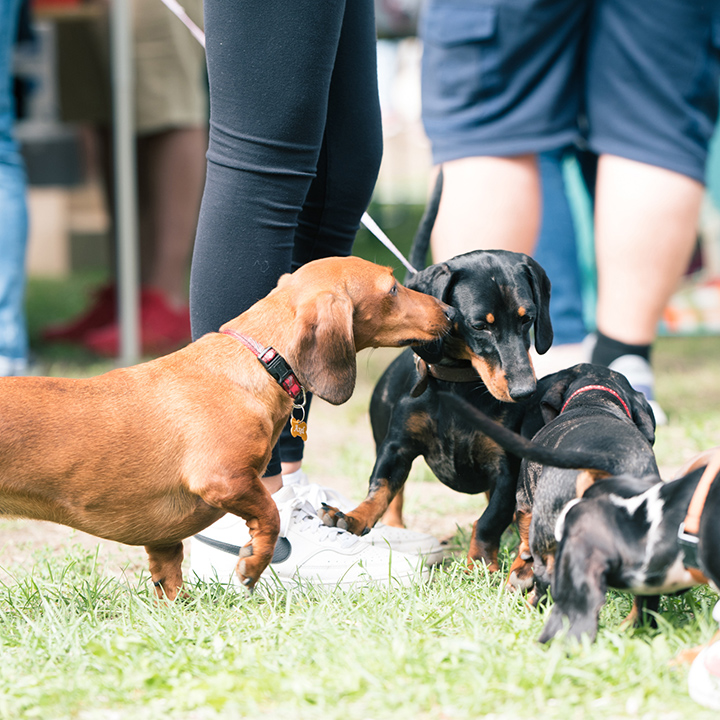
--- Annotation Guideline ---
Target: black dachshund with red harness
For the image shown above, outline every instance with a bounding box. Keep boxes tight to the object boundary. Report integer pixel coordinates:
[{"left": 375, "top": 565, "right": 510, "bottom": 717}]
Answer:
[{"left": 439, "top": 363, "right": 659, "bottom": 594}]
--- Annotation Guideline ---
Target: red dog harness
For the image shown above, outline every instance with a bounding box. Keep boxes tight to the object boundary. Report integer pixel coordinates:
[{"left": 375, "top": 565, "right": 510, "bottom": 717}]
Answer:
[{"left": 559, "top": 384, "right": 632, "bottom": 418}]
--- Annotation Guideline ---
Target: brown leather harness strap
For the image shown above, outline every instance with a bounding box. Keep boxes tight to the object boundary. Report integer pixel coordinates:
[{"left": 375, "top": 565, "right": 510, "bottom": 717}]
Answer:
[
  {"left": 411, "top": 357, "right": 482, "bottom": 397},
  {"left": 427, "top": 363, "right": 482, "bottom": 382},
  {"left": 677, "top": 449, "right": 720, "bottom": 579},
  {"left": 684, "top": 450, "right": 720, "bottom": 535}
]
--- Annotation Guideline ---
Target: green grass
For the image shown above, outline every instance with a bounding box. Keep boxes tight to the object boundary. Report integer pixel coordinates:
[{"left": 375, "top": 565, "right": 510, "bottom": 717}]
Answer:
[
  {"left": 1, "top": 544, "right": 718, "bottom": 719},
  {"left": 2, "top": 213, "right": 720, "bottom": 718}
]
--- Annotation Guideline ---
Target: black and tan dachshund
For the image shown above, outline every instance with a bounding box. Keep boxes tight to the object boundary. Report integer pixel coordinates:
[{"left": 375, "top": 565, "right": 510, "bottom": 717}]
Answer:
[
  {"left": 319, "top": 173, "right": 553, "bottom": 570},
  {"left": 439, "top": 364, "right": 658, "bottom": 588},
  {"left": 539, "top": 453, "right": 720, "bottom": 643}
]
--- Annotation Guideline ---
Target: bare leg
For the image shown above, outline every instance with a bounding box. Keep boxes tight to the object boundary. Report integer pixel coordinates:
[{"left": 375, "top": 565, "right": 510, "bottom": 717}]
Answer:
[
  {"left": 281, "top": 460, "right": 302, "bottom": 476},
  {"left": 430, "top": 155, "right": 541, "bottom": 261},
  {"left": 594, "top": 155, "right": 703, "bottom": 345},
  {"left": 137, "top": 127, "right": 207, "bottom": 307},
  {"left": 263, "top": 474, "right": 283, "bottom": 494}
]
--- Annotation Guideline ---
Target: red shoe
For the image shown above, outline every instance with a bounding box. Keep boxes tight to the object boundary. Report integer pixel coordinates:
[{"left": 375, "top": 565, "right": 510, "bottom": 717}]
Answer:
[
  {"left": 83, "top": 289, "right": 191, "bottom": 357},
  {"left": 42, "top": 283, "right": 117, "bottom": 344}
]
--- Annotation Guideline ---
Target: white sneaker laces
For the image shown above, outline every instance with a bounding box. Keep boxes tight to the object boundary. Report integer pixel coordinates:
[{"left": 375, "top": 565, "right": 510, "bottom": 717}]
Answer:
[
  {"left": 275, "top": 489, "right": 359, "bottom": 549},
  {"left": 290, "top": 480, "right": 351, "bottom": 513}
]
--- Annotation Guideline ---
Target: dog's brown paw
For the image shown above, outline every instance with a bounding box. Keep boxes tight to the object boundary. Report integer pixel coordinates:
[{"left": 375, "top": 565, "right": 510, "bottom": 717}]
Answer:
[
  {"left": 152, "top": 580, "right": 187, "bottom": 602},
  {"left": 235, "top": 541, "right": 272, "bottom": 592},
  {"left": 506, "top": 551, "right": 534, "bottom": 592},
  {"left": 318, "top": 503, "right": 369, "bottom": 535}
]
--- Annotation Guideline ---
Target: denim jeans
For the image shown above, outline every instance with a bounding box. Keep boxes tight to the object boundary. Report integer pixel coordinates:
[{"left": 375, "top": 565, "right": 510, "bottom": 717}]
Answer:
[
  {"left": 534, "top": 150, "right": 588, "bottom": 346},
  {"left": 0, "top": 0, "right": 29, "bottom": 375}
]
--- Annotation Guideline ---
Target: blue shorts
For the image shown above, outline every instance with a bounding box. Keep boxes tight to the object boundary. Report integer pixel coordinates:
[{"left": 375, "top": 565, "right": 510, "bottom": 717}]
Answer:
[{"left": 421, "top": 0, "right": 720, "bottom": 183}]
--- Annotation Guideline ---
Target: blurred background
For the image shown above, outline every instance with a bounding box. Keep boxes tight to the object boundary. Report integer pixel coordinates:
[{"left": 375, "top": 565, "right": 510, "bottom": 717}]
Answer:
[{"left": 12, "top": 0, "right": 720, "bottom": 368}]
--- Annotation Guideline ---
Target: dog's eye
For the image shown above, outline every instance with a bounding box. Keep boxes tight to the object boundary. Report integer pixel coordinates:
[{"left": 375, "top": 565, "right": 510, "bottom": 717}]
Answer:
[
  {"left": 472, "top": 321, "right": 489, "bottom": 332},
  {"left": 389, "top": 283, "right": 398, "bottom": 296}
]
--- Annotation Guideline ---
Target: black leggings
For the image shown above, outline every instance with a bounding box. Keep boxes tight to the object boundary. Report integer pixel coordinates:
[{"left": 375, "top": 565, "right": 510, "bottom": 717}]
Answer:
[{"left": 190, "top": 0, "right": 382, "bottom": 476}]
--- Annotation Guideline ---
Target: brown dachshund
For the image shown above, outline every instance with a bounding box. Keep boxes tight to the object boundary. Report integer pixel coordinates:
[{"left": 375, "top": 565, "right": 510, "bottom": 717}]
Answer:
[{"left": 0, "top": 256, "right": 453, "bottom": 598}]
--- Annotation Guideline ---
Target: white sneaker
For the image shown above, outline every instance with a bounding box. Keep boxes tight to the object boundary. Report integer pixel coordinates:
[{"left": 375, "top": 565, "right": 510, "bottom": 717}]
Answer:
[
  {"left": 282, "top": 469, "right": 445, "bottom": 566},
  {"left": 608, "top": 354, "right": 668, "bottom": 426},
  {"left": 190, "top": 484, "right": 428, "bottom": 590},
  {"left": 689, "top": 639, "right": 720, "bottom": 710}
]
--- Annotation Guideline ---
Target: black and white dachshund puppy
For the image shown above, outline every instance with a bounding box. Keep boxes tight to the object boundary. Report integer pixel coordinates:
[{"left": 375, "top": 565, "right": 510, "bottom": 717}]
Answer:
[{"left": 539, "top": 455, "right": 720, "bottom": 644}]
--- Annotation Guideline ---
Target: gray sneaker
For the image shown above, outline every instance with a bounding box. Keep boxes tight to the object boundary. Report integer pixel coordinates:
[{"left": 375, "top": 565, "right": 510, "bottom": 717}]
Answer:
[{"left": 608, "top": 354, "right": 668, "bottom": 426}]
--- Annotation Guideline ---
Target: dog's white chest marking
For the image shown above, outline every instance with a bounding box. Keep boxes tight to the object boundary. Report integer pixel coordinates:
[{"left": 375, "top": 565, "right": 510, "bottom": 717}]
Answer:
[{"left": 611, "top": 484, "right": 698, "bottom": 592}]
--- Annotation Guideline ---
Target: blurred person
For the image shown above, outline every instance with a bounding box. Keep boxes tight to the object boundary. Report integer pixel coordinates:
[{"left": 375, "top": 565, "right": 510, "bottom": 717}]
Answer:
[
  {"left": 0, "top": 0, "right": 29, "bottom": 376},
  {"left": 531, "top": 148, "right": 598, "bottom": 378},
  {"left": 189, "top": 0, "right": 443, "bottom": 589},
  {"left": 420, "top": 0, "right": 720, "bottom": 423},
  {"left": 43, "top": 0, "right": 207, "bottom": 356}
]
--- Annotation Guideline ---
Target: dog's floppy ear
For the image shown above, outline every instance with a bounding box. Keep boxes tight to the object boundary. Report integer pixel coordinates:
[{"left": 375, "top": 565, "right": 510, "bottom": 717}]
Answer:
[
  {"left": 405, "top": 262, "right": 453, "bottom": 299},
  {"left": 286, "top": 291, "right": 356, "bottom": 405},
  {"left": 538, "top": 368, "right": 577, "bottom": 424},
  {"left": 628, "top": 388, "right": 656, "bottom": 445},
  {"left": 406, "top": 263, "right": 454, "bottom": 364},
  {"left": 523, "top": 258, "right": 553, "bottom": 354}
]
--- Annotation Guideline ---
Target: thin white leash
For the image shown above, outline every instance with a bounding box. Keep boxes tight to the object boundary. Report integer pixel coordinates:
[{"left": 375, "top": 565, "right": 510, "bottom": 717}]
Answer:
[{"left": 158, "top": 0, "right": 418, "bottom": 275}]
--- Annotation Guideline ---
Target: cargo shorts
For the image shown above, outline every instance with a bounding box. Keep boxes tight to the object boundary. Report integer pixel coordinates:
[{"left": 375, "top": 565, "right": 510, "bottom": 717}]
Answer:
[{"left": 421, "top": 0, "right": 720, "bottom": 183}]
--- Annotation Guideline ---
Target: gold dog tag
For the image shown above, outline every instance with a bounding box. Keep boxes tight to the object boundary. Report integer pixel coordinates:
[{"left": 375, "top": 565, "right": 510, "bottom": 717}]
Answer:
[{"left": 290, "top": 417, "right": 308, "bottom": 441}]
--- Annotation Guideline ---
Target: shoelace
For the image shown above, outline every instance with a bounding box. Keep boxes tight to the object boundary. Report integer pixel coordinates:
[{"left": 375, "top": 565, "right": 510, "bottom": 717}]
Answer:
[
  {"left": 287, "top": 477, "right": 353, "bottom": 513},
  {"left": 276, "top": 491, "right": 360, "bottom": 549}
]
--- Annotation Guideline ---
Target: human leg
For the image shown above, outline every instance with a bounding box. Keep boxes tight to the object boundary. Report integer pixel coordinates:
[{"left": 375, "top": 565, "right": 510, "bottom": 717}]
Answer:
[
  {"left": 530, "top": 149, "right": 591, "bottom": 377},
  {"left": 84, "top": 127, "right": 207, "bottom": 357},
  {"left": 137, "top": 127, "right": 206, "bottom": 309},
  {"left": 585, "top": 0, "right": 720, "bottom": 418},
  {"left": 278, "top": 0, "right": 383, "bottom": 470},
  {"left": 190, "top": 0, "right": 382, "bottom": 480},
  {"left": 418, "top": 0, "right": 588, "bottom": 261},
  {"left": 593, "top": 156, "right": 703, "bottom": 347},
  {"left": 0, "top": 159, "right": 27, "bottom": 376},
  {"left": 430, "top": 155, "right": 540, "bottom": 261}
]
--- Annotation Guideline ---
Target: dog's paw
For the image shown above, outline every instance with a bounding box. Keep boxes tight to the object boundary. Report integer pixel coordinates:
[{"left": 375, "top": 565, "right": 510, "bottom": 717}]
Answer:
[
  {"left": 235, "top": 542, "right": 273, "bottom": 592},
  {"left": 467, "top": 535, "right": 500, "bottom": 573},
  {"left": 465, "top": 556, "right": 500, "bottom": 574},
  {"left": 318, "top": 503, "right": 349, "bottom": 529},
  {"left": 318, "top": 503, "right": 370, "bottom": 536},
  {"left": 506, "top": 551, "right": 534, "bottom": 592}
]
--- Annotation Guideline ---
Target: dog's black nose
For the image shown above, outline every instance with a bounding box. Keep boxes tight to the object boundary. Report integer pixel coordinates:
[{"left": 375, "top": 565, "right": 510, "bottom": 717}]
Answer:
[
  {"left": 444, "top": 306, "right": 458, "bottom": 322},
  {"left": 509, "top": 383, "right": 536, "bottom": 402}
]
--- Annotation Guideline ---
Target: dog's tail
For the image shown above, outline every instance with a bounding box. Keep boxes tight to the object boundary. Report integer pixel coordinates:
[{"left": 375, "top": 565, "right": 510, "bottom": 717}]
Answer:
[
  {"left": 404, "top": 167, "right": 444, "bottom": 282},
  {"left": 440, "top": 391, "right": 611, "bottom": 472}
]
